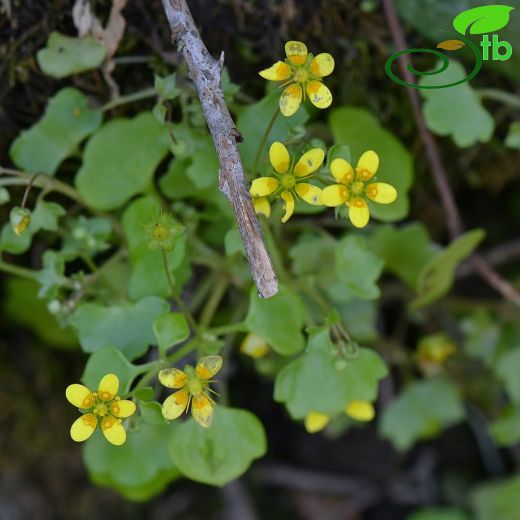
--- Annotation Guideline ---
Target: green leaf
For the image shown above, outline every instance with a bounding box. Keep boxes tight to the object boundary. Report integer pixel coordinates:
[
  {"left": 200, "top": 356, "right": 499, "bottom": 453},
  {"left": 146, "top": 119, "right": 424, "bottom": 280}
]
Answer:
[
  {"left": 134, "top": 387, "right": 154, "bottom": 401},
  {"left": 505, "top": 121, "right": 520, "bottom": 150},
  {"left": 460, "top": 310, "right": 501, "bottom": 365},
  {"left": 83, "top": 422, "right": 179, "bottom": 501},
  {"left": 140, "top": 401, "right": 169, "bottom": 425},
  {"left": 37, "top": 32, "right": 106, "bottom": 78},
  {"left": 237, "top": 90, "right": 309, "bottom": 171},
  {"left": 185, "top": 136, "right": 219, "bottom": 189},
  {"left": 453, "top": 5, "right": 514, "bottom": 35},
  {"left": 122, "top": 196, "right": 190, "bottom": 301},
  {"left": 71, "top": 296, "right": 170, "bottom": 360},
  {"left": 82, "top": 347, "right": 143, "bottom": 394},
  {"left": 274, "top": 329, "right": 388, "bottom": 419},
  {"left": 495, "top": 348, "right": 520, "bottom": 404},
  {"left": 153, "top": 312, "right": 190, "bottom": 357},
  {"left": 471, "top": 475, "right": 520, "bottom": 520},
  {"left": 331, "top": 235, "right": 384, "bottom": 301},
  {"left": 329, "top": 106, "right": 413, "bottom": 221},
  {"left": 370, "top": 223, "right": 439, "bottom": 288},
  {"left": 76, "top": 112, "right": 169, "bottom": 210},
  {"left": 169, "top": 407, "right": 266, "bottom": 486},
  {"left": 419, "top": 61, "right": 494, "bottom": 147},
  {"left": 406, "top": 508, "right": 468, "bottom": 520},
  {"left": 36, "top": 250, "right": 67, "bottom": 298},
  {"left": 154, "top": 73, "right": 180, "bottom": 100},
  {"left": 380, "top": 376, "right": 465, "bottom": 451},
  {"left": 411, "top": 229, "right": 485, "bottom": 310},
  {"left": 245, "top": 285, "right": 306, "bottom": 355},
  {"left": 224, "top": 228, "right": 244, "bottom": 256},
  {"left": 10, "top": 87, "right": 102, "bottom": 175},
  {"left": 0, "top": 223, "right": 32, "bottom": 254},
  {"left": 489, "top": 405, "right": 520, "bottom": 447},
  {"left": 2, "top": 279, "right": 76, "bottom": 349}
]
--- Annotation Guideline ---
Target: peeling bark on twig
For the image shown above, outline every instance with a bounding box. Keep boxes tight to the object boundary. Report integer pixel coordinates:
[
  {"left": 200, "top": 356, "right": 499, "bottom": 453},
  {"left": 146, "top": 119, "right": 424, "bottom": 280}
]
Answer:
[{"left": 160, "top": 0, "right": 278, "bottom": 298}]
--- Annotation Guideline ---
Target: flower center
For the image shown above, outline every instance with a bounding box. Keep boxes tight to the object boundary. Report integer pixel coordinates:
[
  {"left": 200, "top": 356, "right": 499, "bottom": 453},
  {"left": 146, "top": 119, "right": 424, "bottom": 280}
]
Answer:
[
  {"left": 281, "top": 174, "right": 296, "bottom": 189},
  {"left": 153, "top": 224, "right": 169, "bottom": 240},
  {"left": 294, "top": 68, "right": 310, "bottom": 83},
  {"left": 94, "top": 403, "right": 108, "bottom": 416},
  {"left": 351, "top": 181, "right": 365, "bottom": 195},
  {"left": 188, "top": 378, "right": 204, "bottom": 396}
]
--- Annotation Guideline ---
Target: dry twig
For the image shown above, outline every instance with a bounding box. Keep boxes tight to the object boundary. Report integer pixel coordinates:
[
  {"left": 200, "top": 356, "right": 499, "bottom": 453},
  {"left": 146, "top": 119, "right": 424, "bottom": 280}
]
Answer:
[
  {"left": 160, "top": 0, "right": 278, "bottom": 298},
  {"left": 382, "top": 0, "right": 520, "bottom": 306}
]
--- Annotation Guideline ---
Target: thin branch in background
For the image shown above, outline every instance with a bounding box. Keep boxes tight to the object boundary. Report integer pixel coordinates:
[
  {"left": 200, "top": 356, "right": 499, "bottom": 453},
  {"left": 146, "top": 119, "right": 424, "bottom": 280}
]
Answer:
[
  {"left": 160, "top": 0, "right": 278, "bottom": 299},
  {"left": 382, "top": 0, "right": 520, "bottom": 307}
]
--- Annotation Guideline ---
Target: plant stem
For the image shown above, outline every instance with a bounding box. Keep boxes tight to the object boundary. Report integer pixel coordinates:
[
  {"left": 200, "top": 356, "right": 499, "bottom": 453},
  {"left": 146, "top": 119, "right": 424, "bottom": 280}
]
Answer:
[
  {"left": 161, "top": 249, "right": 198, "bottom": 331},
  {"left": 199, "top": 276, "right": 229, "bottom": 328},
  {"left": 210, "top": 321, "right": 248, "bottom": 336},
  {"left": 251, "top": 108, "right": 280, "bottom": 177},
  {"left": 0, "top": 168, "right": 83, "bottom": 203},
  {"left": 101, "top": 87, "right": 157, "bottom": 112},
  {"left": 478, "top": 88, "right": 520, "bottom": 109},
  {"left": 0, "top": 258, "right": 37, "bottom": 280}
]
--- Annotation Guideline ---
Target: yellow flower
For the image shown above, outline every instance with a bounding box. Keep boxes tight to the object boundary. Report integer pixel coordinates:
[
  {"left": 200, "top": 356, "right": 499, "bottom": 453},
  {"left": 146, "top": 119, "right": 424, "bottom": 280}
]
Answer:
[
  {"left": 416, "top": 333, "right": 456, "bottom": 376},
  {"left": 249, "top": 141, "right": 324, "bottom": 223},
  {"left": 304, "top": 401, "right": 376, "bottom": 433},
  {"left": 159, "top": 355, "right": 222, "bottom": 428},
  {"left": 321, "top": 151, "right": 397, "bottom": 228},
  {"left": 259, "top": 41, "right": 334, "bottom": 116},
  {"left": 241, "top": 333, "right": 270, "bottom": 359},
  {"left": 65, "top": 373, "right": 136, "bottom": 446}
]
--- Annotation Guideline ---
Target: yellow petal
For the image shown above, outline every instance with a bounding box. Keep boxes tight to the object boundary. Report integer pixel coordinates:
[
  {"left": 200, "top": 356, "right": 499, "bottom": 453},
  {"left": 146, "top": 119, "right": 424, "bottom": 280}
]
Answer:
[
  {"left": 349, "top": 197, "right": 370, "bottom": 228},
  {"left": 310, "top": 53, "right": 335, "bottom": 77},
  {"left": 250, "top": 177, "right": 280, "bottom": 197},
  {"left": 280, "top": 191, "right": 295, "bottom": 223},
  {"left": 101, "top": 415, "right": 126, "bottom": 446},
  {"left": 304, "top": 411, "right": 330, "bottom": 433},
  {"left": 66, "top": 384, "right": 95, "bottom": 409},
  {"left": 345, "top": 401, "right": 375, "bottom": 422},
  {"left": 365, "top": 182, "right": 397, "bottom": 204},
  {"left": 191, "top": 393, "right": 215, "bottom": 428},
  {"left": 356, "top": 150, "right": 379, "bottom": 180},
  {"left": 437, "top": 39, "right": 465, "bottom": 51},
  {"left": 294, "top": 148, "right": 325, "bottom": 177},
  {"left": 259, "top": 61, "right": 292, "bottom": 81},
  {"left": 269, "top": 141, "right": 290, "bottom": 174},
  {"left": 285, "top": 40, "right": 308, "bottom": 65},
  {"left": 158, "top": 368, "right": 188, "bottom": 389},
  {"left": 295, "top": 183, "right": 322, "bottom": 205},
  {"left": 240, "top": 333, "right": 270, "bottom": 359},
  {"left": 70, "top": 413, "right": 97, "bottom": 442},
  {"left": 97, "top": 373, "right": 119, "bottom": 401},
  {"left": 196, "top": 355, "right": 223, "bottom": 380},
  {"left": 331, "top": 158, "right": 354, "bottom": 184},
  {"left": 162, "top": 388, "right": 189, "bottom": 420},
  {"left": 110, "top": 399, "right": 136, "bottom": 418},
  {"left": 253, "top": 197, "right": 271, "bottom": 218},
  {"left": 321, "top": 184, "right": 349, "bottom": 207},
  {"left": 280, "top": 83, "right": 302, "bottom": 117},
  {"left": 306, "top": 80, "right": 332, "bottom": 109}
]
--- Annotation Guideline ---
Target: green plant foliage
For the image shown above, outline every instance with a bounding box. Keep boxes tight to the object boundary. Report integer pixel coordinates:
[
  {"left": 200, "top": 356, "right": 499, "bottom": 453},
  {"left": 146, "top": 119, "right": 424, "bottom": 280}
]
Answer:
[
  {"left": 453, "top": 5, "right": 514, "bottom": 35},
  {"left": 406, "top": 508, "right": 468, "bottom": 520},
  {"left": 274, "top": 328, "right": 388, "bottom": 419},
  {"left": 369, "top": 223, "right": 438, "bottom": 288},
  {"left": 329, "top": 106, "right": 414, "bottom": 221},
  {"left": 76, "top": 113, "right": 169, "bottom": 210},
  {"left": 153, "top": 312, "right": 190, "bottom": 357},
  {"left": 411, "top": 229, "right": 485, "bottom": 309},
  {"left": 505, "top": 121, "right": 520, "bottom": 150},
  {"left": 2, "top": 279, "right": 77, "bottom": 348},
  {"left": 419, "top": 61, "right": 494, "bottom": 147},
  {"left": 460, "top": 310, "right": 501, "bottom": 365},
  {"left": 471, "top": 475, "right": 520, "bottom": 520},
  {"left": 10, "top": 88, "right": 102, "bottom": 175},
  {"left": 37, "top": 32, "right": 106, "bottom": 78},
  {"left": 245, "top": 285, "right": 306, "bottom": 355},
  {"left": 169, "top": 407, "right": 267, "bottom": 486},
  {"left": 83, "top": 424, "right": 179, "bottom": 501},
  {"left": 489, "top": 406, "right": 520, "bottom": 446},
  {"left": 494, "top": 348, "right": 520, "bottom": 404},
  {"left": 122, "top": 196, "right": 190, "bottom": 300},
  {"left": 380, "top": 376, "right": 465, "bottom": 451},
  {"left": 71, "top": 296, "right": 170, "bottom": 360}
]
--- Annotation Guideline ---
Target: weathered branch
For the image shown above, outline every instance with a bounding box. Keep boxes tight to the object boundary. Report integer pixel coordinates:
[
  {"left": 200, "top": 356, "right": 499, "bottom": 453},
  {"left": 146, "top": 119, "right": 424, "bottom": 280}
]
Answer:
[
  {"left": 382, "top": 0, "right": 520, "bottom": 307},
  {"left": 160, "top": 0, "right": 278, "bottom": 298}
]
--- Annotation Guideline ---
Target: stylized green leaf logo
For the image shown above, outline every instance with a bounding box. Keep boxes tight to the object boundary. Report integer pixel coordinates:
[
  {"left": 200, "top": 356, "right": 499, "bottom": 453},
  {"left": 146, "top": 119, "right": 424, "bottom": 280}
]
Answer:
[{"left": 453, "top": 5, "right": 514, "bottom": 35}]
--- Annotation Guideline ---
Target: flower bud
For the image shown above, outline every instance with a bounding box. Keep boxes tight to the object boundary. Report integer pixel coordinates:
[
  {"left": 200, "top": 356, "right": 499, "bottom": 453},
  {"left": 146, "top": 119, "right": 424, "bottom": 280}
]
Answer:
[{"left": 10, "top": 206, "right": 31, "bottom": 236}]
